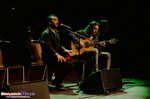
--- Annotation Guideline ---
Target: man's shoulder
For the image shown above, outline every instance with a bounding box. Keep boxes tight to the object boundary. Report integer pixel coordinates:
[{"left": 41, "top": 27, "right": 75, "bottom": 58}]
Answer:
[
  {"left": 77, "top": 30, "right": 89, "bottom": 37},
  {"left": 42, "top": 28, "right": 49, "bottom": 34},
  {"left": 41, "top": 28, "right": 52, "bottom": 37},
  {"left": 77, "top": 30, "right": 86, "bottom": 33},
  {"left": 40, "top": 28, "right": 50, "bottom": 39}
]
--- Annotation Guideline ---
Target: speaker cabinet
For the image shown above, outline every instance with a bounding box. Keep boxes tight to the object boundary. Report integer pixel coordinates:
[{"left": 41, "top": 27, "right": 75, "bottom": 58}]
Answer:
[
  {"left": 79, "top": 68, "right": 123, "bottom": 94},
  {"left": 0, "top": 80, "right": 50, "bottom": 99}
]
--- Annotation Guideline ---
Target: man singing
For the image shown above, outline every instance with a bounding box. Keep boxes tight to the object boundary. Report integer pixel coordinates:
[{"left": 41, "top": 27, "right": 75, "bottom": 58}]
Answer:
[{"left": 40, "top": 14, "right": 75, "bottom": 91}]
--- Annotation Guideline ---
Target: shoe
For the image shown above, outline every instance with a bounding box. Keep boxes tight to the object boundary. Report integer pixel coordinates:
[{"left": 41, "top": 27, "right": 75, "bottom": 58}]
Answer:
[{"left": 55, "top": 84, "right": 67, "bottom": 91}]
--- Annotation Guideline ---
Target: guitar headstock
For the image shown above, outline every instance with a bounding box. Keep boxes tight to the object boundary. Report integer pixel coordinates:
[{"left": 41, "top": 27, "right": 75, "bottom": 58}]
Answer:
[{"left": 109, "top": 38, "right": 119, "bottom": 44}]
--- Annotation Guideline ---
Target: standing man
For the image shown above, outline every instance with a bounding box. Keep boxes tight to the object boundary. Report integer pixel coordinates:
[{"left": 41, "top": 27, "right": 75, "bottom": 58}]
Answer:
[{"left": 40, "top": 14, "right": 75, "bottom": 91}]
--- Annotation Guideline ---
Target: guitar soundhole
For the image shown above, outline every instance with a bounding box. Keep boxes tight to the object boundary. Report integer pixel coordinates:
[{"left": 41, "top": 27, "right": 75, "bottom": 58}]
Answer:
[
  {"left": 75, "top": 42, "right": 90, "bottom": 50},
  {"left": 84, "top": 42, "right": 90, "bottom": 48},
  {"left": 75, "top": 44, "right": 80, "bottom": 50}
]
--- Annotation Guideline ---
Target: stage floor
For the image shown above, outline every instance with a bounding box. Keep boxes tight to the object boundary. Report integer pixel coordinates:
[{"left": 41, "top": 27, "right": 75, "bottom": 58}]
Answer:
[
  {"left": 0, "top": 78, "right": 150, "bottom": 99},
  {"left": 48, "top": 78, "right": 150, "bottom": 99},
  {"left": 0, "top": 70, "right": 150, "bottom": 99}
]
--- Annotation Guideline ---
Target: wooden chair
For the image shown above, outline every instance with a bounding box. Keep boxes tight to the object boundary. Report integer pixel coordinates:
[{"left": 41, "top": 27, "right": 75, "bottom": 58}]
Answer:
[
  {"left": 0, "top": 48, "right": 25, "bottom": 87},
  {"left": 66, "top": 55, "right": 91, "bottom": 81},
  {"left": 27, "top": 42, "right": 48, "bottom": 81}
]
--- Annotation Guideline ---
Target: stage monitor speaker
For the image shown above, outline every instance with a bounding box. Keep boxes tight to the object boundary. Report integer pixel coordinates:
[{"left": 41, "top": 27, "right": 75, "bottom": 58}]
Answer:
[
  {"left": 79, "top": 68, "right": 123, "bottom": 94},
  {"left": 0, "top": 80, "right": 50, "bottom": 99}
]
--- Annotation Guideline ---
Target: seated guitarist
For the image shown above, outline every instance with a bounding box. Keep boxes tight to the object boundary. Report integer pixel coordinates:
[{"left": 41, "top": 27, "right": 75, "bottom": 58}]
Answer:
[{"left": 69, "top": 21, "right": 111, "bottom": 73}]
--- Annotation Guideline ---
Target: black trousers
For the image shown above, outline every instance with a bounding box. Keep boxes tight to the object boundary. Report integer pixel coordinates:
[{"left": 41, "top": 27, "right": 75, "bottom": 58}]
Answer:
[{"left": 47, "top": 60, "right": 74, "bottom": 85}]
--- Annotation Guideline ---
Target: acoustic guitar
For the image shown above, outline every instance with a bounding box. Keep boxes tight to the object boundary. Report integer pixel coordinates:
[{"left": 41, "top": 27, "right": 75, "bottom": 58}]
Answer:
[{"left": 71, "top": 38, "right": 118, "bottom": 55}]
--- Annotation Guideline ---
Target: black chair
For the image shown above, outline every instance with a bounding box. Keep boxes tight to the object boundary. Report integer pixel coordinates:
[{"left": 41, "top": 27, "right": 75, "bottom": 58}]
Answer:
[{"left": 0, "top": 47, "right": 25, "bottom": 87}]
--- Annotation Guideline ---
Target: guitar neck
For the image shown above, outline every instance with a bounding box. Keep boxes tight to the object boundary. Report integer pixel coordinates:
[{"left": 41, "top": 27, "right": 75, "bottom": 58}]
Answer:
[
  {"left": 103, "top": 40, "right": 110, "bottom": 43},
  {"left": 87, "top": 43, "right": 97, "bottom": 46},
  {"left": 88, "top": 39, "right": 113, "bottom": 47}
]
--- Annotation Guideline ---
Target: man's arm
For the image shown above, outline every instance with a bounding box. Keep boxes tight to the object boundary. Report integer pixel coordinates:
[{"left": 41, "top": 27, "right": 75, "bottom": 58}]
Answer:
[
  {"left": 68, "top": 30, "right": 89, "bottom": 48},
  {"left": 41, "top": 32, "right": 57, "bottom": 55},
  {"left": 54, "top": 52, "right": 66, "bottom": 62},
  {"left": 63, "top": 48, "right": 75, "bottom": 56},
  {"left": 68, "top": 32, "right": 79, "bottom": 44}
]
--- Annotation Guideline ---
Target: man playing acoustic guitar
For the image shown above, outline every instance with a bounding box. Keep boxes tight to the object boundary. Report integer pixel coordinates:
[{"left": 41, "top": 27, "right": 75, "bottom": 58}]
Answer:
[{"left": 69, "top": 21, "right": 112, "bottom": 74}]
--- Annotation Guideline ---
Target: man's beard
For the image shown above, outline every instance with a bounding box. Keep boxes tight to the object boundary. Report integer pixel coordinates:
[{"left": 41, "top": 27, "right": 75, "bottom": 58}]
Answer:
[{"left": 51, "top": 24, "right": 58, "bottom": 29}]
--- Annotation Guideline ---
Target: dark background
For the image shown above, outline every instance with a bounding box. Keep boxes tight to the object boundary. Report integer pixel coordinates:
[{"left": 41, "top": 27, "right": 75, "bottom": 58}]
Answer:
[{"left": 0, "top": 0, "right": 149, "bottom": 79}]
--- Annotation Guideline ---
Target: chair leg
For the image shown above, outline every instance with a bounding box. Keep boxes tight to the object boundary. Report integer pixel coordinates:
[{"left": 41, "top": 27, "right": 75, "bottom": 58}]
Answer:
[
  {"left": 2, "top": 69, "right": 6, "bottom": 87},
  {"left": 42, "top": 64, "right": 48, "bottom": 80},
  {"left": 7, "top": 68, "right": 9, "bottom": 84},
  {"left": 27, "top": 66, "right": 31, "bottom": 81},
  {"left": 81, "top": 62, "right": 86, "bottom": 79},
  {"left": 23, "top": 67, "right": 25, "bottom": 82},
  {"left": 45, "top": 65, "right": 48, "bottom": 80}
]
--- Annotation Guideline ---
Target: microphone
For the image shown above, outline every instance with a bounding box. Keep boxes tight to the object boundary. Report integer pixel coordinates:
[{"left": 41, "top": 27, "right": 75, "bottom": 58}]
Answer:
[{"left": 60, "top": 23, "right": 71, "bottom": 29}]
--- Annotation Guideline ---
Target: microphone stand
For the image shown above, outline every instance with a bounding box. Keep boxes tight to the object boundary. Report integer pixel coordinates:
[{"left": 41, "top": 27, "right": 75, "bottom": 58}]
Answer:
[
  {"left": 66, "top": 29, "right": 85, "bottom": 83},
  {"left": 26, "top": 26, "right": 32, "bottom": 81},
  {"left": 26, "top": 26, "right": 45, "bottom": 81}
]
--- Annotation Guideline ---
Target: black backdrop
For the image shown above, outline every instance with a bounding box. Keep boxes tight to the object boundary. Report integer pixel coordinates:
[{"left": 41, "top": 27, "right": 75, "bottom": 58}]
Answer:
[{"left": 0, "top": 0, "right": 149, "bottom": 79}]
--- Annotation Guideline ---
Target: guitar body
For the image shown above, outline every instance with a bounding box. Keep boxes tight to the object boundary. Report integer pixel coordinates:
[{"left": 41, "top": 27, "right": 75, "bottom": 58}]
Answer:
[
  {"left": 71, "top": 38, "right": 94, "bottom": 55},
  {"left": 71, "top": 38, "right": 118, "bottom": 55}
]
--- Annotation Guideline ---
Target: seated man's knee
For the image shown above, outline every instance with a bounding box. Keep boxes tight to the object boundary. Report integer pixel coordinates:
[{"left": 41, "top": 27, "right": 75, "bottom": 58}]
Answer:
[
  {"left": 92, "top": 48, "right": 98, "bottom": 55},
  {"left": 95, "top": 48, "right": 99, "bottom": 54},
  {"left": 65, "top": 61, "right": 74, "bottom": 69},
  {"left": 107, "top": 53, "right": 111, "bottom": 59},
  {"left": 101, "top": 52, "right": 111, "bottom": 59}
]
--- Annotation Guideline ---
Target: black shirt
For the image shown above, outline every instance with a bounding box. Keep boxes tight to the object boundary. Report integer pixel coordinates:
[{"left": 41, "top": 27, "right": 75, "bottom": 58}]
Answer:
[{"left": 40, "top": 28, "right": 65, "bottom": 62}]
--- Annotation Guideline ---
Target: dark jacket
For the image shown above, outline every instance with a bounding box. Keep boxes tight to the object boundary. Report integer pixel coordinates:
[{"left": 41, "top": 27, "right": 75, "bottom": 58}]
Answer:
[{"left": 40, "top": 28, "right": 65, "bottom": 63}]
